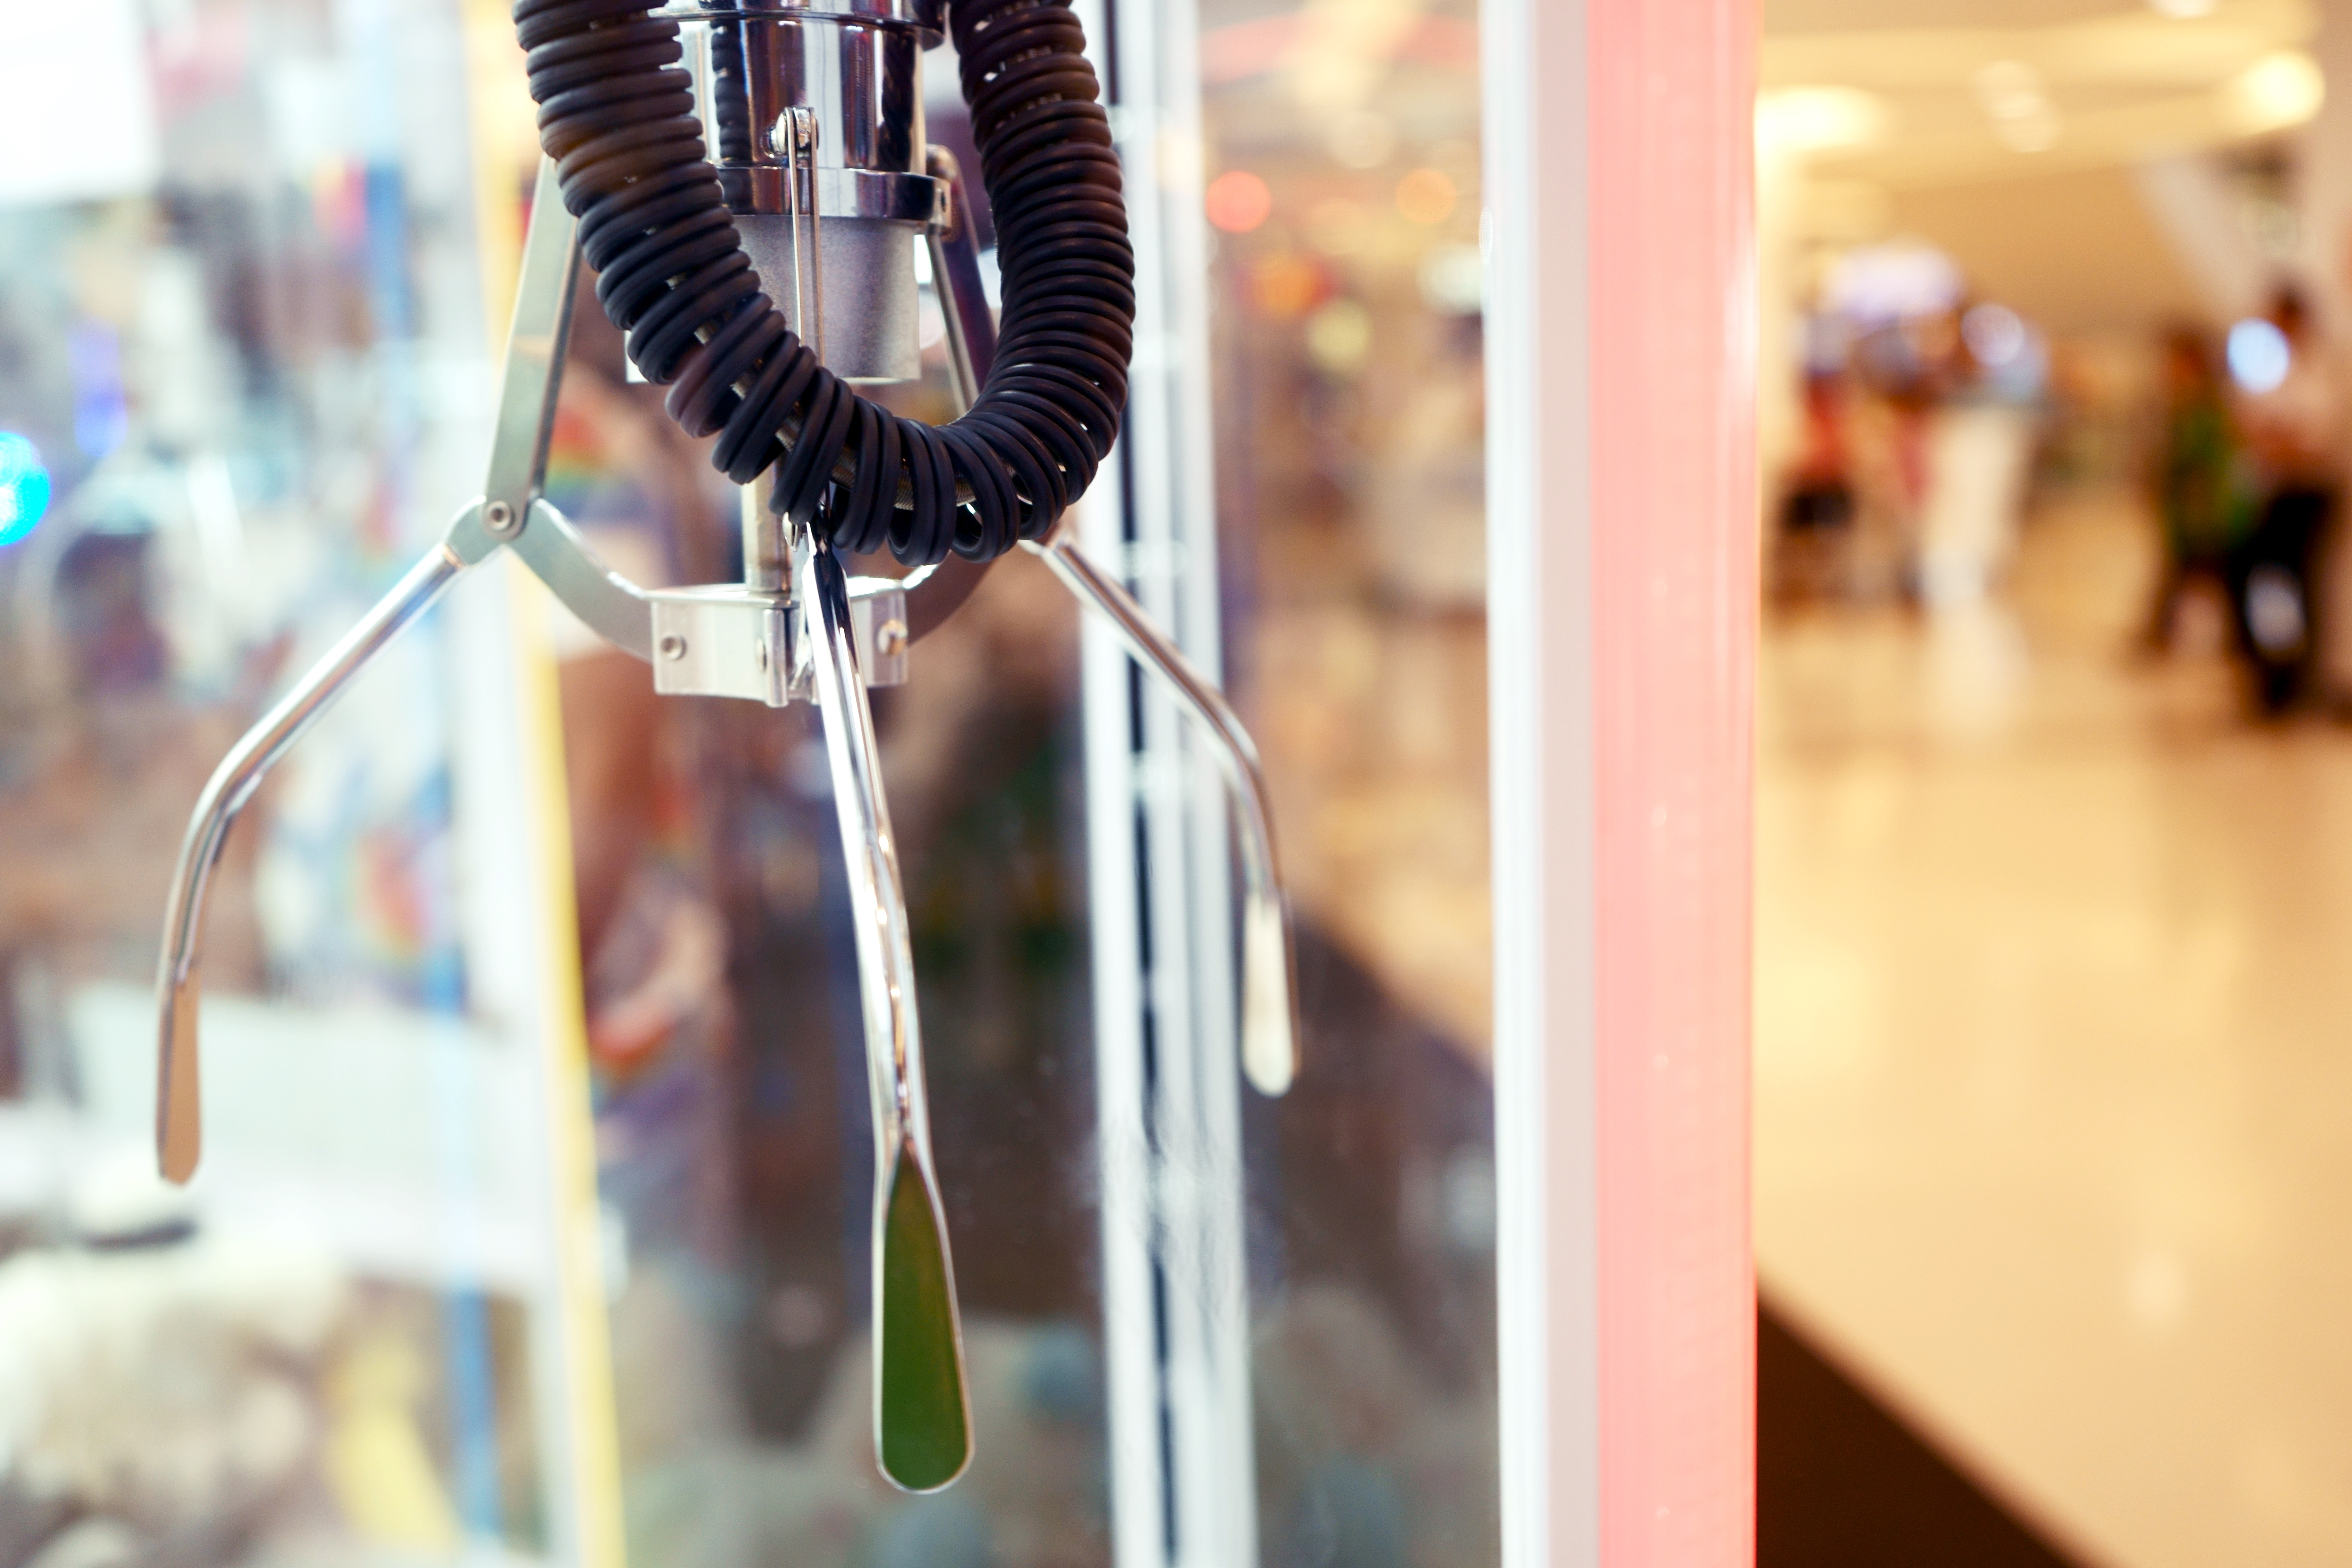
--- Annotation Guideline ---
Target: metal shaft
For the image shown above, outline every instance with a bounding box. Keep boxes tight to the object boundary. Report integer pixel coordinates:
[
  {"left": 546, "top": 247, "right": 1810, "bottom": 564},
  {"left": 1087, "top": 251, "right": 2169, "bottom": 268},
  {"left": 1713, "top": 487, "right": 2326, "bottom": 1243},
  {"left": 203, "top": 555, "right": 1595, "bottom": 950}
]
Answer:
[{"left": 793, "top": 520, "right": 974, "bottom": 1493}]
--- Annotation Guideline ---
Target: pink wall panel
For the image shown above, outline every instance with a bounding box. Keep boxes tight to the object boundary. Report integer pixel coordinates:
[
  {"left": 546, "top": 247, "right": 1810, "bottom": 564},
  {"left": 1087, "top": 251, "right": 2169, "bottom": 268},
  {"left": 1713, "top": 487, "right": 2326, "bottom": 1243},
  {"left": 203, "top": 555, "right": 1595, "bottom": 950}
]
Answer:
[{"left": 1586, "top": 1, "right": 1758, "bottom": 1564}]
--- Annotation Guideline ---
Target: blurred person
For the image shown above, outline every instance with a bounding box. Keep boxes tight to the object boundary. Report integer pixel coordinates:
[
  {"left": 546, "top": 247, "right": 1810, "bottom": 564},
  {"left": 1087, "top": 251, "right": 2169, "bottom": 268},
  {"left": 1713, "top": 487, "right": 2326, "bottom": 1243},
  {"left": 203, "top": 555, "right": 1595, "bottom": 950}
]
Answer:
[
  {"left": 1915, "top": 301, "right": 2042, "bottom": 609},
  {"left": 2141, "top": 325, "right": 2251, "bottom": 653},
  {"left": 1838, "top": 351, "right": 1927, "bottom": 602},
  {"left": 1770, "top": 369, "right": 1855, "bottom": 602},
  {"left": 2229, "top": 283, "right": 2339, "bottom": 713}
]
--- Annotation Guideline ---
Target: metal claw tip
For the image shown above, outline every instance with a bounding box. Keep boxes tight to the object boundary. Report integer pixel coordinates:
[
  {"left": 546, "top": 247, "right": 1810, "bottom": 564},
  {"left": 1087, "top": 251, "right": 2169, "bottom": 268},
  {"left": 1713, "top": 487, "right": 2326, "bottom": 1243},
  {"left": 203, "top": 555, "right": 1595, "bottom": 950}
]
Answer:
[
  {"left": 875, "top": 1140, "right": 973, "bottom": 1492},
  {"left": 1242, "top": 895, "right": 1298, "bottom": 1097},
  {"left": 157, "top": 970, "right": 203, "bottom": 1185}
]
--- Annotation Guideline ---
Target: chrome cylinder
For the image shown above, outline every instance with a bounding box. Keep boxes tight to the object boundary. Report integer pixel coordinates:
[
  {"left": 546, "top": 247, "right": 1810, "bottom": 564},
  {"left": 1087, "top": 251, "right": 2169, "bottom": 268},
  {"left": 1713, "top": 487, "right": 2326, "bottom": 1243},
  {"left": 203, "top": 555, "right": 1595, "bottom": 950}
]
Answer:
[{"left": 666, "top": 1, "right": 947, "bottom": 383}]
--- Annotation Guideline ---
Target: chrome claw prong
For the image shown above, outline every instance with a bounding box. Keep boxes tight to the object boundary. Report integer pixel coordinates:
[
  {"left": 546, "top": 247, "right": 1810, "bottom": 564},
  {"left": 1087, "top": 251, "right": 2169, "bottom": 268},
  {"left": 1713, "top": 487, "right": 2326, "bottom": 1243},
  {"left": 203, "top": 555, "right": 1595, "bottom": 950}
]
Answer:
[
  {"left": 792, "top": 516, "right": 975, "bottom": 1493},
  {"left": 1024, "top": 532, "right": 1301, "bottom": 1097},
  {"left": 920, "top": 168, "right": 1298, "bottom": 1095},
  {"left": 154, "top": 543, "right": 469, "bottom": 1182}
]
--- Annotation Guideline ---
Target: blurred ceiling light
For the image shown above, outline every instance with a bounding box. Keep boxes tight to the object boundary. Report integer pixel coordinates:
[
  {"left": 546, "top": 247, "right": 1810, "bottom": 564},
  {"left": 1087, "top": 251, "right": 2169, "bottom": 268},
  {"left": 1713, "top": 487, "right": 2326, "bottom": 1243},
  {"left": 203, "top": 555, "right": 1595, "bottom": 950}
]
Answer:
[
  {"left": 1205, "top": 170, "right": 1274, "bottom": 234},
  {"left": 2226, "top": 50, "right": 2325, "bottom": 132},
  {"left": 1824, "top": 242, "right": 1963, "bottom": 324},
  {"left": 1973, "top": 60, "right": 2063, "bottom": 152},
  {"left": 1395, "top": 168, "right": 1457, "bottom": 225},
  {"left": 1328, "top": 109, "right": 1399, "bottom": 170},
  {"left": 2147, "top": 0, "right": 2218, "bottom": 15},
  {"left": 1755, "top": 86, "right": 1887, "bottom": 154}
]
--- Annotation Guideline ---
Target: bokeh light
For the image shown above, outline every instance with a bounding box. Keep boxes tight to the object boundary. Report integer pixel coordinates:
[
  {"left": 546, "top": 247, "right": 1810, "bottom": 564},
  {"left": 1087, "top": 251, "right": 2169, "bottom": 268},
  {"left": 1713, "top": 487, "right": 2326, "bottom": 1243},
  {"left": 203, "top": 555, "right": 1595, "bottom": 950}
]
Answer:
[
  {"left": 2228, "top": 50, "right": 2324, "bottom": 132},
  {"left": 1305, "top": 299, "right": 1372, "bottom": 374},
  {"left": 1250, "top": 253, "right": 1328, "bottom": 321},
  {"left": 0, "top": 432, "right": 52, "bottom": 546},
  {"left": 2228, "top": 317, "right": 2291, "bottom": 394},
  {"left": 1205, "top": 169, "right": 1272, "bottom": 234},
  {"left": 1394, "top": 168, "right": 1457, "bottom": 226},
  {"left": 1961, "top": 302, "right": 2025, "bottom": 367},
  {"left": 1418, "top": 243, "right": 1484, "bottom": 316},
  {"left": 1755, "top": 85, "right": 1887, "bottom": 154}
]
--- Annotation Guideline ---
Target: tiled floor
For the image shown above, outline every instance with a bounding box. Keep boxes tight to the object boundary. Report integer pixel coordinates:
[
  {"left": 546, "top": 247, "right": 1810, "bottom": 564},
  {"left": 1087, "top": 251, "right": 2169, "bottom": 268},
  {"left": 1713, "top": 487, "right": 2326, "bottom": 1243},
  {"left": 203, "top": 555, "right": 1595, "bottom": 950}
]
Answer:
[{"left": 1757, "top": 488, "right": 2352, "bottom": 1568}]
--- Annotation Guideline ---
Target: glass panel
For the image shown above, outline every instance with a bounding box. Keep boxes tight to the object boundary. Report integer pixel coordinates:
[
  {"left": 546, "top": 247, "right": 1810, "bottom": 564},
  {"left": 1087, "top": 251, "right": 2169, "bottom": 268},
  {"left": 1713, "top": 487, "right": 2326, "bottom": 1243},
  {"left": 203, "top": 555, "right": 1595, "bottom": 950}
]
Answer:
[
  {"left": 1194, "top": 4, "right": 1502, "bottom": 1564},
  {"left": 1, "top": 5, "right": 1503, "bottom": 1565},
  {"left": 0, "top": 2, "right": 582, "bottom": 1562},
  {"left": 520, "top": 48, "right": 1118, "bottom": 1568}
]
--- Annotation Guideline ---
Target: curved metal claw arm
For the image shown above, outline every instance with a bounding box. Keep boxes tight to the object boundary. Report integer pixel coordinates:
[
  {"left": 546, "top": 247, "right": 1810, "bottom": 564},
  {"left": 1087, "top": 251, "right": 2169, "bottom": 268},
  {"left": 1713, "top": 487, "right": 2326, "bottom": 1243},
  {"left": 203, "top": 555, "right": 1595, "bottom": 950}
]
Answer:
[
  {"left": 154, "top": 158, "right": 671, "bottom": 1186},
  {"left": 918, "top": 144, "right": 1299, "bottom": 1095},
  {"left": 1023, "top": 534, "right": 1301, "bottom": 1097},
  {"left": 156, "top": 543, "right": 469, "bottom": 1182},
  {"left": 793, "top": 520, "right": 974, "bottom": 1494}
]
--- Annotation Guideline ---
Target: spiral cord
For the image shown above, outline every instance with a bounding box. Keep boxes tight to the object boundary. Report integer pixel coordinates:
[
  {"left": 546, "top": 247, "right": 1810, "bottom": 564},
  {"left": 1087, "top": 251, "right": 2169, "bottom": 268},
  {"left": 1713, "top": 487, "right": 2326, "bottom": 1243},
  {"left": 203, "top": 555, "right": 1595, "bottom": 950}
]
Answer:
[{"left": 512, "top": 0, "right": 1136, "bottom": 565}]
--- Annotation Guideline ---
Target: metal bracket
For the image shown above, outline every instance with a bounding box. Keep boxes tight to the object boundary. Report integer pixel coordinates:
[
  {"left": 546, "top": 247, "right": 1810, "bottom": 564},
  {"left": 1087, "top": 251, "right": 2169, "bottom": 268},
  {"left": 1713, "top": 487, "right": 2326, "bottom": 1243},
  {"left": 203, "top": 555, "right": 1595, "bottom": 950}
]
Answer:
[{"left": 648, "top": 575, "right": 906, "bottom": 705}]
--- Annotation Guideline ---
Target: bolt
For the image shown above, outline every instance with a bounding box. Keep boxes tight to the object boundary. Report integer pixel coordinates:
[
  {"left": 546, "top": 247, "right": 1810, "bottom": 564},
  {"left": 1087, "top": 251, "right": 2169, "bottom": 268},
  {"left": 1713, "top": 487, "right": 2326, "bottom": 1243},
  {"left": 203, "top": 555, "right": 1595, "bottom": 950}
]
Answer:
[
  {"left": 485, "top": 500, "right": 515, "bottom": 534},
  {"left": 658, "top": 633, "right": 687, "bottom": 661},
  {"left": 877, "top": 619, "right": 908, "bottom": 657}
]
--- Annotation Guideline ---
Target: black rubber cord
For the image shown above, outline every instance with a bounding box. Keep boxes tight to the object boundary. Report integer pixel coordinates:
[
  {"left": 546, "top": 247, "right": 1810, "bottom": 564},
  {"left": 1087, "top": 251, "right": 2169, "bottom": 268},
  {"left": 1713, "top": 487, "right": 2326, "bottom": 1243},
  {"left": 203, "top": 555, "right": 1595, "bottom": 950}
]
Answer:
[{"left": 512, "top": 0, "right": 1136, "bottom": 565}]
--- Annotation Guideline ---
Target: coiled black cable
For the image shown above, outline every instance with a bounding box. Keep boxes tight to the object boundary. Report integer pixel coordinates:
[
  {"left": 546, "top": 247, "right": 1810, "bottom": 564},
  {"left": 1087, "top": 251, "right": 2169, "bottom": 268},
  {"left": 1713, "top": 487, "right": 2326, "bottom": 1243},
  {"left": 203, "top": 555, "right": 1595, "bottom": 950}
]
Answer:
[{"left": 513, "top": 0, "right": 1134, "bottom": 564}]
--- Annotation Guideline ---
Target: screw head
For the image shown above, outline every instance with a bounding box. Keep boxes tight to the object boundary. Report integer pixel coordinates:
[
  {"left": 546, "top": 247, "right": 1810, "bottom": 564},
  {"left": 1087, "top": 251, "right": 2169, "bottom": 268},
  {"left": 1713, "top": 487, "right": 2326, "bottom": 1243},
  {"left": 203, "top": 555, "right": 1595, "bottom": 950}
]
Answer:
[
  {"left": 877, "top": 619, "right": 908, "bottom": 657},
  {"left": 658, "top": 633, "right": 687, "bottom": 661},
  {"left": 484, "top": 500, "right": 516, "bottom": 534}
]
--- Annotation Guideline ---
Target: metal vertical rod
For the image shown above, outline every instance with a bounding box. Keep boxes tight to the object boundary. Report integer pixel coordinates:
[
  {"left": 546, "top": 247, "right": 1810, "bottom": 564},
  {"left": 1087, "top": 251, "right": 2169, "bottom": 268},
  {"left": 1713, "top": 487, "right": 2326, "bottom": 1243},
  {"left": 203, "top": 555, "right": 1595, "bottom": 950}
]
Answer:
[{"left": 792, "top": 519, "right": 975, "bottom": 1493}]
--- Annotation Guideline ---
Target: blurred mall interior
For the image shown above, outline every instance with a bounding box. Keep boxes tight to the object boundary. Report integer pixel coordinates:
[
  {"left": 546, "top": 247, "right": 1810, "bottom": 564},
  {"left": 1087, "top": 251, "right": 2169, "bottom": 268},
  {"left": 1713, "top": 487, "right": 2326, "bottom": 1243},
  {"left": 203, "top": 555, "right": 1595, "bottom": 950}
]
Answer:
[
  {"left": 5, "top": 0, "right": 2352, "bottom": 1564},
  {"left": 1758, "top": 1, "right": 2352, "bottom": 1565}
]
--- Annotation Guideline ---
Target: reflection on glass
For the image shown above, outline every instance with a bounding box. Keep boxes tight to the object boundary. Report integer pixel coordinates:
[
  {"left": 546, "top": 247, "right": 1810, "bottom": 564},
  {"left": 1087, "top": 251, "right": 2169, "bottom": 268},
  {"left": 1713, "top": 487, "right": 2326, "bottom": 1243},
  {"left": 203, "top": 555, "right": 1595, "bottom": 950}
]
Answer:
[
  {"left": 1198, "top": 1, "right": 1501, "bottom": 1563},
  {"left": 538, "top": 62, "right": 1114, "bottom": 1551},
  {"left": 0, "top": 2, "right": 571, "bottom": 1561},
  {"left": 2, "top": 0, "right": 1501, "bottom": 1561}
]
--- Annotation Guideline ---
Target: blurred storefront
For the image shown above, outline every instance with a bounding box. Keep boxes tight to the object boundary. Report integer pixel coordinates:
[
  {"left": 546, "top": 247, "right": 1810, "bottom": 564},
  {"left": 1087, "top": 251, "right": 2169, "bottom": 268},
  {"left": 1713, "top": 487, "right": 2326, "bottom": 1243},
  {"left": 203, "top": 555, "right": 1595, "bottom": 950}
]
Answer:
[{"left": 0, "top": 1, "right": 1522, "bottom": 1566}]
